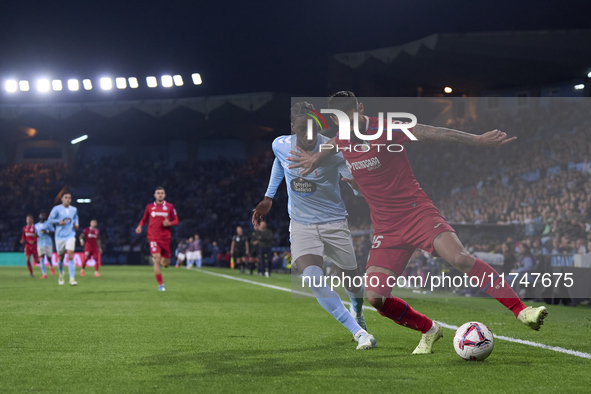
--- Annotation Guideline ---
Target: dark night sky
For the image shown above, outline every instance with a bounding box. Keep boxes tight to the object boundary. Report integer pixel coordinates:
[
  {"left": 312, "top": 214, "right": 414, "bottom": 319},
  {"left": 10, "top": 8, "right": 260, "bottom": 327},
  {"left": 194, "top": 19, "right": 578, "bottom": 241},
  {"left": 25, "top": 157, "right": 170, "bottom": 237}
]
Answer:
[{"left": 1, "top": 0, "right": 591, "bottom": 97}]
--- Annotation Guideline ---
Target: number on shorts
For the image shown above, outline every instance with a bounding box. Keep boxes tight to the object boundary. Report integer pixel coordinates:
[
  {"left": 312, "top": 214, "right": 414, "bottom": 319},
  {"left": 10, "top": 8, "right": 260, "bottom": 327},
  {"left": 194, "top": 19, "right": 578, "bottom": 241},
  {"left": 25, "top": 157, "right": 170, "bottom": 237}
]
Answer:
[
  {"left": 150, "top": 241, "right": 158, "bottom": 251},
  {"left": 372, "top": 235, "right": 383, "bottom": 249}
]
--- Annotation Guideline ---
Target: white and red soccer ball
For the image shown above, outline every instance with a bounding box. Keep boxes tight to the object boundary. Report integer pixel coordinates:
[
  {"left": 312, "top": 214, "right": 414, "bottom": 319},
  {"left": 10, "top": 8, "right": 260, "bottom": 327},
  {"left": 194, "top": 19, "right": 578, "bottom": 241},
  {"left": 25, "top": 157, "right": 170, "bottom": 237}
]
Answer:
[{"left": 453, "top": 322, "right": 495, "bottom": 361}]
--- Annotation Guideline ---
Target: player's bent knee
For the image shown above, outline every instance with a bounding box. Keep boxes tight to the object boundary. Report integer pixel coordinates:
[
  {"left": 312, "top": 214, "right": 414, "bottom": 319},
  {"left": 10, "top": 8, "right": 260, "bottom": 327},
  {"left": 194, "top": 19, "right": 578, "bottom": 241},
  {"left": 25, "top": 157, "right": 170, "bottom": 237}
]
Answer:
[{"left": 367, "top": 296, "right": 384, "bottom": 310}]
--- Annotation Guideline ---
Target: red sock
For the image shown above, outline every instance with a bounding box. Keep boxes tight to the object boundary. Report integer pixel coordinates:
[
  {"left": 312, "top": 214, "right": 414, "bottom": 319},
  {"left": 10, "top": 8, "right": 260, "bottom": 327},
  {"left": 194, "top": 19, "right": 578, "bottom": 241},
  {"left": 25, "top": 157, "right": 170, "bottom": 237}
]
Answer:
[
  {"left": 26, "top": 260, "right": 33, "bottom": 275},
  {"left": 469, "top": 258, "right": 526, "bottom": 317},
  {"left": 378, "top": 297, "right": 433, "bottom": 333},
  {"left": 95, "top": 256, "right": 100, "bottom": 272},
  {"left": 155, "top": 273, "right": 163, "bottom": 285},
  {"left": 81, "top": 258, "right": 86, "bottom": 269}
]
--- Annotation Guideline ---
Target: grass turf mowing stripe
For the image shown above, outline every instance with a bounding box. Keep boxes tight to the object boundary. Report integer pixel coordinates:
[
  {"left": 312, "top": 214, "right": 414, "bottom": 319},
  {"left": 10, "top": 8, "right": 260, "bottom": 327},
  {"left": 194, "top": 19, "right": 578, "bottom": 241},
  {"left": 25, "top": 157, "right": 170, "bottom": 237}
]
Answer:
[{"left": 193, "top": 268, "right": 591, "bottom": 360}]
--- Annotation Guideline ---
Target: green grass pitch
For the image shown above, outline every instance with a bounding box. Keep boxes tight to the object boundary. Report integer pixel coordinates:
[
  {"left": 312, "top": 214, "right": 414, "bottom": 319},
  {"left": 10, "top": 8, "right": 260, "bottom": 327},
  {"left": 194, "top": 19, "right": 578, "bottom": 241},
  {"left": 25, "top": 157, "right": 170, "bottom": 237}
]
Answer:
[{"left": 1, "top": 266, "right": 590, "bottom": 393}]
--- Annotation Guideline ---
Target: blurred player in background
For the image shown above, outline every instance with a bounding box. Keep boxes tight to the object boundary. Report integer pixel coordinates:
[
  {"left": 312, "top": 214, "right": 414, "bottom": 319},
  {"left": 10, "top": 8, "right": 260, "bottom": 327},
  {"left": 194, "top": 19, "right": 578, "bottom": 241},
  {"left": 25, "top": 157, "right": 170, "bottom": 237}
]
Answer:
[
  {"left": 252, "top": 221, "right": 273, "bottom": 277},
  {"left": 80, "top": 219, "right": 102, "bottom": 277},
  {"left": 175, "top": 239, "right": 188, "bottom": 268},
  {"left": 185, "top": 236, "right": 195, "bottom": 268},
  {"left": 192, "top": 234, "right": 203, "bottom": 268},
  {"left": 230, "top": 226, "right": 249, "bottom": 274},
  {"left": 35, "top": 212, "right": 55, "bottom": 278},
  {"left": 20, "top": 214, "right": 38, "bottom": 277},
  {"left": 290, "top": 91, "right": 548, "bottom": 354},
  {"left": 135, "top": 187, "right": 179, "bottom": 291},
  {"left": 48, "top": 192, "right": 79, "bottom": 286},
  {"left": 252, "top": 101, "right": 375, "bottom": 350}
]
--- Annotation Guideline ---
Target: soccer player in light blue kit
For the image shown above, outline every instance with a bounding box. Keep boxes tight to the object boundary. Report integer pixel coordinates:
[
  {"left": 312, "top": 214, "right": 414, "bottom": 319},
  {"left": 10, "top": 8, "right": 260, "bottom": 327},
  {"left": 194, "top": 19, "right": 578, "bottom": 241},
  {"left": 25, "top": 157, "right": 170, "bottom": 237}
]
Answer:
[
  {"left": 252, "top": 102, "right": 376, "bottom": 349},
  {"left": 48, "top": 192, "right": 79, "bottom": 286},
  {"left": 35, "top": 212, "right": 56, "bottom": 278}
]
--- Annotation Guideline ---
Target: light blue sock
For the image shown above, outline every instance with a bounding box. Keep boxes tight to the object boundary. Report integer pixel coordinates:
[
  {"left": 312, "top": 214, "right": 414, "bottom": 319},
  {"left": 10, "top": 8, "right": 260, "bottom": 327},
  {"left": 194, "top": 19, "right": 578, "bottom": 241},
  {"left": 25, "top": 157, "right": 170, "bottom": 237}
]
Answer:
[
  {"left": 345, "top": 285, "right": 365, "bottom": 315},
  {"left": 40, "top": 257, "right": 47, "bottom": 275},
  {"left": 68, "top": 259, "right": 75, "bottom": 280},
  {"left": 58, "top": 258, "right": 64, "bottom": 275},
  {"left": 196, "top": 258, "right": 202, "bottom": 268},
  {"left": 302, "top": 265, "right": 362, "bottom": 335}
]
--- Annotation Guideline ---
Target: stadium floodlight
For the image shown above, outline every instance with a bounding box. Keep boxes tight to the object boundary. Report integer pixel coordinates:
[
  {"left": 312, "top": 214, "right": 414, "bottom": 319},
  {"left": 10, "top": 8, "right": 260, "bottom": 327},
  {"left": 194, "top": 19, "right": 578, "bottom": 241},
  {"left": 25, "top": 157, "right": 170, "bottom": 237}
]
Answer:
[
  {"left": 5, "top": 80, "right": 18, "bottom": 93},
  {"left": 84, "top": 199, "right": 91, "bottom": 203},
  {"left": 68, "top": 79, "right": 79, "bottom": 91},
  {"left": 128, "top": 77, "right": 138, "bottom": 88},
  {"left": 574, "top": 84, "right": 585, "bottom": 90},
  {"left": 76, "top": 198, "right": 92, "bottom": 203},
  {"left": 37, "top": 79, "right": 50, "bottom": 92},
  {"left": 588, "top": 71, "right": 591, "bottom": 78},
  {"left": 116, "top": 77, "right": 127, "bottom": 89},
  {"left": 173, "top": 75, "right": 183, "bottom": 86},
  {"left": 146, "top": 76, "right": 157, "bottom": 88},
  {"left": 192, "top": 73, "right": 202, "bottom": 85},
  {"left": 83, "top": 79, "right": 93, "bottom": 90},
  {"left": 19, "top": 80, "right": 30, "bottom": 91},
  {"left": 52, "top": 80, "right": 63, "bottom": 91},
  {"left": 71, "top": 135, "right": 88, "bottom": 144},
  {"left": 444, "top": 86, "right": 452, "bottom": 94},
  {"left": 161, "top": 75, "right": 173, "bottom": 88},
  {"left": 100, "top": 77, "right": 113, "bottom": 90}
]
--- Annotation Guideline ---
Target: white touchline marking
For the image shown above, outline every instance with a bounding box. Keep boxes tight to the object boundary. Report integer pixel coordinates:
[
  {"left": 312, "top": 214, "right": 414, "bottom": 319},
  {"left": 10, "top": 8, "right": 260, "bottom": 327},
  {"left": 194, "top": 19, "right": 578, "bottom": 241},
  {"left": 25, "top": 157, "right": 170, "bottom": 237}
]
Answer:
[{"left": 193, "top": 269, "right": 591, "bottom": 360}]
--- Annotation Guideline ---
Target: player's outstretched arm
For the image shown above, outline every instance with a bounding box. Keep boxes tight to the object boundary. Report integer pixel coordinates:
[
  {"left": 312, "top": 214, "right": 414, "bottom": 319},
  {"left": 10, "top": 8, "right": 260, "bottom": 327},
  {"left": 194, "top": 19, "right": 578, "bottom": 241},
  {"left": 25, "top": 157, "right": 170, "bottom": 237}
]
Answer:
[
  {"left": 412, "top": 125, "right": 516, "bottom": 146},
  {"left": 136, "top": 205, "right": 150, "bottom": 233},
  {"left": 288, "top": 137, "right": 337, "bottom": 176},
  {"left": 253, "top": 158, "right": 283, "bottom": 225}
]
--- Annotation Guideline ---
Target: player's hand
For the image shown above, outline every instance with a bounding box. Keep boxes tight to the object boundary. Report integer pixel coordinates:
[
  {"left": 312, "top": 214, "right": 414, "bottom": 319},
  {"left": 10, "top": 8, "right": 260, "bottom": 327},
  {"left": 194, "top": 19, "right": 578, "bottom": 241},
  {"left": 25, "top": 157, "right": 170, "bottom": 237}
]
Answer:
[
  {"left": 20, "top": 239, "right": 24, "bottom": 244},
  {"left": 476, "top": 130, "right": 516, "bottom": 146},
  {"left": 163, "top": 219, "right": 171, "bottom": 227},
  {"left": 59, "top": 220, "right": 65, "bottom": 226},
  {"left": 135, "top": 226, "right": 142, "bottom": 234},
  {"left": 341, "top": 177, "right": 360, "bottom": 191},
  {"left": 74, "top": 224, "right": 79, "bottom": 230},
  {"left": 287, "top": 146, "right": 320, "bottom": 176},
  {"left": 252, "top": 197, "right": 272, "bottom": 225},
  {"left": 99, "top": 248, "right": 103, "bottom": 255},
  {"left": 80, "top": 239, "right": 85, "bottom": 246}
]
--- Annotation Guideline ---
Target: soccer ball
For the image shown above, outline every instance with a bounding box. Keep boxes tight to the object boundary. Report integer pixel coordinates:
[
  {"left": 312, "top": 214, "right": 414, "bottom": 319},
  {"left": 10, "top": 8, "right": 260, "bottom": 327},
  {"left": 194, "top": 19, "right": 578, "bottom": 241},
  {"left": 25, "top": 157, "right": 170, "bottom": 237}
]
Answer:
[{"left": 453, "top": 322, "right": 494, "bottom": 361}]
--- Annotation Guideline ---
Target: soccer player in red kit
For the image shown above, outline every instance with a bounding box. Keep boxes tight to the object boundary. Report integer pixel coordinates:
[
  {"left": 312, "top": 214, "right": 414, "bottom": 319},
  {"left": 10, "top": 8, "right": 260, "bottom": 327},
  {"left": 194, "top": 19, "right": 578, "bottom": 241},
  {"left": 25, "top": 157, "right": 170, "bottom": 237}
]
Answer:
[
  {"left": 20, "top": 214, "right": 38, "bottom": 277},
  {"left": 80, "top": 219, "right": 102, "bottom": 277},
  {"left": 135, "top": 187, "right": 179, "bottom": 291},
  {"left": 289, "top": 91, "right": 547, "bottom": 354}
]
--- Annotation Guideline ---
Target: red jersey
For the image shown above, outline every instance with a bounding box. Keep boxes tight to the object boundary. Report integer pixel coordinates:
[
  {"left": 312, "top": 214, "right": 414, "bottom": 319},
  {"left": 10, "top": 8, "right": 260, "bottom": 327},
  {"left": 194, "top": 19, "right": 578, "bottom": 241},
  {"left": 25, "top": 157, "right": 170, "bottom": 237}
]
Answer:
[
  {"left": 21, "top": 225, "right": 37, "bottom": 245},
  {"left": 138, "top": 201, "right": 178, "bottom": 240},
  {"left": 337, "top": 115, "right": 434, "bottom": 234},
  {"left": 83, "top": 227, "right": 100, "bottom": 250}
]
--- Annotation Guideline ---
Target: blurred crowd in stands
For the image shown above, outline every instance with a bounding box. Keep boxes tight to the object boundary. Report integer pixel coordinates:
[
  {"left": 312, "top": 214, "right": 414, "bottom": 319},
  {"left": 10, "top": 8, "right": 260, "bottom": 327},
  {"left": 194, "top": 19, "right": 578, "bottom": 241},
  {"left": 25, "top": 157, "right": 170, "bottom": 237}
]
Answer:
[{"left": 2, "top": 100, "right": 590, "bottom": 280}]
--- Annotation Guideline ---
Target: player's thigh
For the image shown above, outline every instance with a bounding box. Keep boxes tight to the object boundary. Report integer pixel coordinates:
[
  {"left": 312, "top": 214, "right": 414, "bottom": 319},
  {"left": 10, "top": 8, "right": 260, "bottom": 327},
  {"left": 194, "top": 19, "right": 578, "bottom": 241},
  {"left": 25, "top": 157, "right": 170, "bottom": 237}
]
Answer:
[
  {"left": 404, "top": 210, "right": 455, "bottom": 256},
  {"left": 65, "top": 238, "right": 76, "bottom": 252},
  {"left": 161, "top": 258, "right": 171, "bottom": 267},
  {"left": 365, "top": 246, "right": 414, "bottom": 298},
  {"left": 289, "top": 220, "right": 323, "bottom": 265},
  {"left": 432, "top": 231, "right": 474, "bottom": 272},
  {"left": 319, "top": 221, "right": 357, "bottom": 271},
  {"left": 55, "top": 240, "right": 67, "bottom": 255},
  {"left": 157, "top": 240, "right": 171, "bottom": 261}
]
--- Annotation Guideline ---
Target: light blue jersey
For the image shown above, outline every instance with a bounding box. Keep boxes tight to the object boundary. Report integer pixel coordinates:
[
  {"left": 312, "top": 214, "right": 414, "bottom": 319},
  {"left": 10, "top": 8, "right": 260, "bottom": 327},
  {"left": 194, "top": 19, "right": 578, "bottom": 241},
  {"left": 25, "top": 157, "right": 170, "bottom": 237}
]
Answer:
[
  {"left": 265, "top": 134, "right": 356, "bottom": 225},
  {"left": 47, "top": 204, "right": 79, "bottom": 241},
  {"left": 35, "top": 222, "right": 55, "bottom": 247}
]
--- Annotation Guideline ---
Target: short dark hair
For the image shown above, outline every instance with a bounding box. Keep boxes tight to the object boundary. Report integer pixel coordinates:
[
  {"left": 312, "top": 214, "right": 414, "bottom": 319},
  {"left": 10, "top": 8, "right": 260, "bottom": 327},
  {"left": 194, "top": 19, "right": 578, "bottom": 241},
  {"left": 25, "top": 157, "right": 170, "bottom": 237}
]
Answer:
[
  {"left": 27, "top": 214, "right": 34, "bottom": 219},
  {"left": 290, "top": 101, "right": 315, "bottom": 122},
  {"left": 155, "top": 186, "right": 165, "bottom": 192},
  {"left": 328, "top": 91, "right": 358, "bottom": 113},
  {"left": 62, "top": 191, "right": 72, "bottom": 198}
]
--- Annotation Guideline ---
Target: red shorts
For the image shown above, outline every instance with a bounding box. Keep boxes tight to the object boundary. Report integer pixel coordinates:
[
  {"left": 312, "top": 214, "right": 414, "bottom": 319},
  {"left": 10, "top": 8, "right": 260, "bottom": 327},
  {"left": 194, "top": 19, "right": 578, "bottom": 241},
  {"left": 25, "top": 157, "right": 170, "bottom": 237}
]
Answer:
[
  {"left": 85, "top": 248, "right": 100, "bottom": 260},
  {"left": 25, "top": 244, "right": 38, "bottom": 258},
  {"left": 367, "top": 207, "right": 455, "bottom": 276},
  {"left": 148, "top": 239, "right": 171, "bottom": 259}
]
